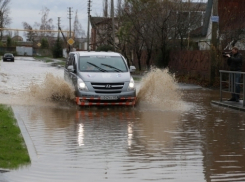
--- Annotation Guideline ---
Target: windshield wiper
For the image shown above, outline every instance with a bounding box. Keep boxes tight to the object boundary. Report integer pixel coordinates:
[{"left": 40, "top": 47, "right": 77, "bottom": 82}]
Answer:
[
  {"left": 87, "top": 62, "right": 107, "bottom": 72},
  {"left": 101, "top": 63, "right": 123, "bottom": 72}
]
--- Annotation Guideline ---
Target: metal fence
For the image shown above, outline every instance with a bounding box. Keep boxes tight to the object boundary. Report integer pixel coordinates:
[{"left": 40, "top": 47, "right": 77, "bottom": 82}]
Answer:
[{"left": 220, "top": 70, "right": 245, "bottom": 106}]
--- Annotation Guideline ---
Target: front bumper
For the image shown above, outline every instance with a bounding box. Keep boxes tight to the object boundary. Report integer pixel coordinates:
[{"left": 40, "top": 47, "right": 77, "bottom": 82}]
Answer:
[{"left": 75, "top": 96, "right": 136, "bottom": 106}]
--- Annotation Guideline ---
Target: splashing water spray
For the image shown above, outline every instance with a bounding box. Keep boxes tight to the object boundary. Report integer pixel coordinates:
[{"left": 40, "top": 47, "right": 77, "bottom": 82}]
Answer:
[
  {"left": 137, "top": 68, "right": 183, "bottom": 111},
  {"left": 22, "top": 73, "right": 75, "bottom": 106},
  {"left": 17, "top": 70, "right": 183, "bottom": 110}
]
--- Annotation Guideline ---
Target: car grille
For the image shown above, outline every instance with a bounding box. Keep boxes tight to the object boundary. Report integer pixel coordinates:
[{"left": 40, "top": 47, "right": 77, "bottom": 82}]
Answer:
[{"left": 91, "top": 82, "right": 124, "bottom": 94}]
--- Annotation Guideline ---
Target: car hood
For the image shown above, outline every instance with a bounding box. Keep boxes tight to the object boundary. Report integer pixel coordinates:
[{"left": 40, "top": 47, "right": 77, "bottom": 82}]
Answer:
[{"left": 78, "top": 72, "right": 131, "bottom": 82}]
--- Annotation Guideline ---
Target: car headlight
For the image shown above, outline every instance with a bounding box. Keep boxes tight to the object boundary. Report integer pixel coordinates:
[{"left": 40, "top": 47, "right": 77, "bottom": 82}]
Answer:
[
  {"left": 127, "top": 77, "right": 135, "bottom": 91},
  {"left": 78, "top": 78, "right": 88, "bottom": 91}
]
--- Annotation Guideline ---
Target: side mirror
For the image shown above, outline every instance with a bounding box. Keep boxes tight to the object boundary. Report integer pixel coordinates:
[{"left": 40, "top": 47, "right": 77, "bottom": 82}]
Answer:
[
  {"left": 130, "top": 66, "right": 136, "bottom": 72},
  {"left": 67, "top": 65, "right": 74, "bottom": 72}
]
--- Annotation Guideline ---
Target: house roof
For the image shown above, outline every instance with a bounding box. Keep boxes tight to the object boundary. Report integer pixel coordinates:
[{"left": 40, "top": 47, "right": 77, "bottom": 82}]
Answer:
[
  {"left": 179, "top": 2, "right": 207, "bottom": 11},
  {"left": 189, "top": 0, "right": 217, "bottom": 38},
  {"left": 201, "top": 0, "right": 212, "bottom": 37},
  {"left": 12, "top": 35, "right": 24, "bottom": 41},
  {"left": 190, "top": 26, "right": 204, "bottom": 37},
  {"left": 90, "top": 16, "right": 111, "bottom": 28}
]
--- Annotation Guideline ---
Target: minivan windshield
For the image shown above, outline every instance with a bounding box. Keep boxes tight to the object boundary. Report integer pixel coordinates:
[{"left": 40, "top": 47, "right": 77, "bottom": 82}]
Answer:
[{"left": 79, "top": 56, "right": 128, "bottom": 72}]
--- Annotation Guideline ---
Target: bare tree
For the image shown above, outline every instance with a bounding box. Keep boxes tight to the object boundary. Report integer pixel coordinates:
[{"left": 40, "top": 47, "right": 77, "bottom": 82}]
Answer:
[
  {"left": 22, "top": 22, "right": 37, "bottom": 42},
  {"left": 0, "top": 0, "right": 11, "bottom": 39},
  {"left": 172, "top": 1, "right": 204, "bottom": 50},
  {"left": 118, "top": 0, "right": 163, "bottom": 70},
  {"left": 34, "top": 7, "right": 53, "bottom": 36},
  {"left": 218, "top": 1, "right": 245, "bottom": 50},
  {"left": 117, "top": 0, "right": 206, "bottom": 69},
  {"left": 33, "top": 7, "right": 55, "bottom": 47}
]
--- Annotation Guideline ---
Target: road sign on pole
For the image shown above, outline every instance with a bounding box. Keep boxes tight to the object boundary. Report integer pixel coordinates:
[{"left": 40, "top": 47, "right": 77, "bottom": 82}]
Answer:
[
  {"left": 67, "top": 38, "right": 75, "bottom": 46},
  {"left": 211, "top": 16, "right": 219, "bottom": 23}
]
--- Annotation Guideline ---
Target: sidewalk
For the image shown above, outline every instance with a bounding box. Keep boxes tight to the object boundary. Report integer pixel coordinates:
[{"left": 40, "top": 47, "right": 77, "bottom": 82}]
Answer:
[{"left": 211, "top": 100, "right": 245, "bottom": 112}]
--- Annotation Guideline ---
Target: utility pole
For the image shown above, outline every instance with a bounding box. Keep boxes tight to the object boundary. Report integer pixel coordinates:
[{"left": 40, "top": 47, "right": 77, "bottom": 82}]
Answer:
[
  {"left": 117, "top": 0, "right": 122, "bottom": 16},
  {"left": 104, "top": 0, "right": 108, "bottom": 17},
  {"left": 111, "top": 0, "right": 115, "bottom": 51},
  {"left": 68, "top": 7, "right": 72, "bottom": 38},
  {"left": 210, "top": 0, "right": 218, "bottom": 85},
  {"left": 68, "top": 7, "right": 73, "bottom": 52},
  {"left": 87, "top": 0, "right": 91, "bottom": 51},
  {"left": 58, "top": 17, "right": 61, "bottom": 39}
]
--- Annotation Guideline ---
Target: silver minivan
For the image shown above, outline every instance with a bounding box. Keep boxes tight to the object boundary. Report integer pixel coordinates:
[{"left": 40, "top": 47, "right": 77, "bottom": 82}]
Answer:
[{"left": 64, "top": 51, "right": 136, "bottom": 106}]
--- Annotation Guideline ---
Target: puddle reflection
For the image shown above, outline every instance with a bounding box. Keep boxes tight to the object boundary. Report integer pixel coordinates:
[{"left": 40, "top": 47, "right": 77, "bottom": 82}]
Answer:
[
  {"left": 6, "top": 106, "right": 188, "bottom": 182},
  {"left": 78, "top": 123, "right": 84, "bottom": 146},
  {"left": 127, "top": 123, "right": 133, "bottom": 148}
]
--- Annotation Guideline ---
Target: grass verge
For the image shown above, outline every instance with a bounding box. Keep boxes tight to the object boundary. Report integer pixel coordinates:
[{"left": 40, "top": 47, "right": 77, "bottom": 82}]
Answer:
[
  {"left": 0, "top": 104, "right": 30, "bottom": 169},
  {"left": 34, "top": 56, "right": 54, "bottom": 63}
]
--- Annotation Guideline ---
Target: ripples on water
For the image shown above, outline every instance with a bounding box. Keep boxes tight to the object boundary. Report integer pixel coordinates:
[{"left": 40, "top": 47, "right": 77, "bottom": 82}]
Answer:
[{"left": 6, "top": 106, "right": 195, "bottom": 182}]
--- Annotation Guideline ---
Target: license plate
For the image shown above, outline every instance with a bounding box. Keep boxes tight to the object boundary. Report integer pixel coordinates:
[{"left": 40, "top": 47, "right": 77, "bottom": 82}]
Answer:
[
  {"left": 7, "top": 59, "right": 10, "bottom": 60},
  {"left": 100, "top": 96, "right": 118, "bottom": 100}
]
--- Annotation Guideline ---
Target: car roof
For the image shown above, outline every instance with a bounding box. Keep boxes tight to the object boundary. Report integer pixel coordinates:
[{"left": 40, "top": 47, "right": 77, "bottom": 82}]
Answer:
[
  {"left": 4, "top": 53, "right": 14, "bottom": 56},
  {"left": 70, "top": 51, "right": 122, "bottom": 57}
]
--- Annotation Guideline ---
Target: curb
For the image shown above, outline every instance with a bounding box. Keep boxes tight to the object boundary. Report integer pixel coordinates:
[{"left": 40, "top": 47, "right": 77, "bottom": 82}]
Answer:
[{"left": 13, "top": 108, "right": 38, "bottom": 161}]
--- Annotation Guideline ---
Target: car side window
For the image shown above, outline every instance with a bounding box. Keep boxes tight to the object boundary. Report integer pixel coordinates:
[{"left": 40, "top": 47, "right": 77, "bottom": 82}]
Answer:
[
  {"left": 66, "top": 54, "right": 74, "bottom": 68},
  {"left": 73, "top": 55, "right": 77, "bottom": 73}
]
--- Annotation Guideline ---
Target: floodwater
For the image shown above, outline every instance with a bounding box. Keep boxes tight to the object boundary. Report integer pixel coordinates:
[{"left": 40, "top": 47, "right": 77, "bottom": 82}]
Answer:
[{"left": 1, "top": 57, "right": 245, "bottom": 182}]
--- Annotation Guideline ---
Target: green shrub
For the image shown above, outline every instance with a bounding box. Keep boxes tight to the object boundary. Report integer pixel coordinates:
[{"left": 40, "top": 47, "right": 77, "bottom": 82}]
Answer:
[
  {"left": 52, "top": 39, "right": 63, "bottom": 58},
  {"left": 96, "top": 45, "right": 114, "bottom": 52}
]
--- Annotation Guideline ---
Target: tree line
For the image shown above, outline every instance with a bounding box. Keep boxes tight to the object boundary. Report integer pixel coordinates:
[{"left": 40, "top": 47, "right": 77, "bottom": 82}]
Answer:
[{"left": 94, "top": 0, "right": 205, "bottom": 70}]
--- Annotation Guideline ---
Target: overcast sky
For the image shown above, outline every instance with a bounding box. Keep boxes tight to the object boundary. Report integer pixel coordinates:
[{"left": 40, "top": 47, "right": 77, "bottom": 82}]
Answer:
[{"left": 9, "top": 0, "right": 104, "bottom": 36}]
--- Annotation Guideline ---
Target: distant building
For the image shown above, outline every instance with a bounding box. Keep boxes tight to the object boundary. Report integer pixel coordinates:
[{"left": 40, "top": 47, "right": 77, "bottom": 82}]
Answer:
[
  {"left": 90, "top": 16, "right": 118, "bottom": 51},
  {"left": 12, "top": 35, "right": 23, "bottom": 42}
]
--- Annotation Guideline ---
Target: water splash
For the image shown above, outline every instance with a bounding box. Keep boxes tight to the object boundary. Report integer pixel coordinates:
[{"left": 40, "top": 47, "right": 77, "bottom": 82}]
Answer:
[
  {"left": 137, "top": 68, "right": 183, "bottom": 111},
  {"left": 21, "top": 73, "right": 75, "bottom": 105},
  {"left": 29, "top": 73, "right": 75, "bottom": 101}
]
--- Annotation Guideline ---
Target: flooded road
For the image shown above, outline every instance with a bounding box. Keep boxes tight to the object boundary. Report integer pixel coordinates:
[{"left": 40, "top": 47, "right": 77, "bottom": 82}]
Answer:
[{"left": 1, "top": 57, "right": 245, "bottom": 182}]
